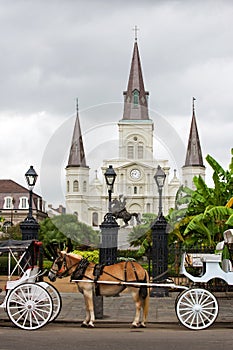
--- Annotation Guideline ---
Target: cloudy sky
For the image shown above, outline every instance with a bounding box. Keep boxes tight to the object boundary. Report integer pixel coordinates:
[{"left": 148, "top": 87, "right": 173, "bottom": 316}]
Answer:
[{"left": 0, "top": 0, "right": 232, "bottom": 206}]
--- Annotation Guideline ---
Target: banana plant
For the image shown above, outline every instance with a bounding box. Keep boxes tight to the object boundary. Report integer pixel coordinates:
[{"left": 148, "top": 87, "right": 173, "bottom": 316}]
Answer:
[{"left": 168, "top": 148, "right": 233, "bottom": 245}]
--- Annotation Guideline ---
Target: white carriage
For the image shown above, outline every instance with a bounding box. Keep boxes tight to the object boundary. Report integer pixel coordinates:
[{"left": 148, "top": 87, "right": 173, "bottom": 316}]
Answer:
[
  {"left": 0, "top": 239, "right": 61, "bottom": 330},
  {"left": 176, "top": 229, "right": 233, "bottom": 330}
]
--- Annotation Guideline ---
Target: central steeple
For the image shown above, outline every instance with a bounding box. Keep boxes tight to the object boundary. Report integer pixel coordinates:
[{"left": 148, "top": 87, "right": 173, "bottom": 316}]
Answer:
[
  {"left": 122, "top": 39, "right": 149, "bottom": 120},
  {"left": 118, "top": 37, "right": 154, "bottom": 162}
]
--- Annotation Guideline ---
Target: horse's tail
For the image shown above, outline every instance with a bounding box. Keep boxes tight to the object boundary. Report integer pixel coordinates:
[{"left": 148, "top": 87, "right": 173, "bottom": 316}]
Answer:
[
  {"left": 139, "top": 274, "right": 148, "bottom": 299},
  {"left": 139, "top": 271, "right": 150, "bottom": 320}
]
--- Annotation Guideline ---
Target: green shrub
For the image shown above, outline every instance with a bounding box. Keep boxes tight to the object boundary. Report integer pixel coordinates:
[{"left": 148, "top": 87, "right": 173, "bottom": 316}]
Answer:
[
  {"left": 72, "top": 250, "right": 99, "bottom": 263},
  {"left": 117, "top": 250, "right": 139, "bottom": 260},
  {"left": 0, "top": 256, "right": 16, "bottom": 275},
  {"left": 43, "top": 260, "right": 53, "bottom": 270}
]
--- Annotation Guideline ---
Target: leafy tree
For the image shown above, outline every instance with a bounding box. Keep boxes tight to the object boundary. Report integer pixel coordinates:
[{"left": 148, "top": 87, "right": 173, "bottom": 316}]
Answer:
[
  {"left": 167, "top": 185, "right": 194, "bottom": 243},
  {"left": 128, "top": 213, "right": 156, "bottom": 256},
  {"left": 0, "top": 223, "right": 22, "bottom": 241},
  {"left": 39, "top": 215, "right": 99, "bottom": 256}
]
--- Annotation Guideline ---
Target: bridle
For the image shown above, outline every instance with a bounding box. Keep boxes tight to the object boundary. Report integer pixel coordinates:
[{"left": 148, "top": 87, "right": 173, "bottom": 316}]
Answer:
[{"left": 49, "top": 254, "right": 79, "bottom": 279}]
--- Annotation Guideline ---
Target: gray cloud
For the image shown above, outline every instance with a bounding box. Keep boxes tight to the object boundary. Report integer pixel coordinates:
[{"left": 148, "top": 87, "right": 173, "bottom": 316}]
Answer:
[{"left": 0, "top": 0, "right": 232, "bottom": 204}]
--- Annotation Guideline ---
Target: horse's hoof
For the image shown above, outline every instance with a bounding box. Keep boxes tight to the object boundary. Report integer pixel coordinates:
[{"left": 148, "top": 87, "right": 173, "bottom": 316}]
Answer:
[
  {"left": 139, "top": 323, "right": 146, "bottom": 328},
  {"left": 131, "top": 323, "right": 140, "bottom": 328},
  {"left": 81, "top": 323, "right": 88, "bottom": 328}
]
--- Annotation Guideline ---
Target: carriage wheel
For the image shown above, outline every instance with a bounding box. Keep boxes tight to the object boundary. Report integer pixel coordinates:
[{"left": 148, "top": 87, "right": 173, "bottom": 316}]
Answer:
[
  {"left": 176, "top": 288, "right": 219, "bottom": 330},
  {"left": 40, "top": 282, "right": 62, "bottom": 322},
  {"left": 6, "top": 283, "right": 53, "bottom": 330}
]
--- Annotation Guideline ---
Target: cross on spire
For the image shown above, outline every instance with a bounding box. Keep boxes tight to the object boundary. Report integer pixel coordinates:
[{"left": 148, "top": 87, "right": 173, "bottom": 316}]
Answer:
[
  {"left": 133, "top": 25, "right": 139, "bottom": 41},
  {"left": 192, "top": 97, "right": 196, "bottom": 114}
]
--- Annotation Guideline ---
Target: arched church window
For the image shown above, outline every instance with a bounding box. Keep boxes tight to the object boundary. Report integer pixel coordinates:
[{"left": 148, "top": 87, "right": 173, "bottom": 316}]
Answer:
[
  {"left": 73, "top": 180, "right": 79, "bottom": 192},
  {"left": 133, "top": 90, "right": 139, "bottom": 107},
  {"left": 83, "top": 181, "right": 87, "bottom": 192},
  {"left": 138, "top": 143, "right": 143, "bottom": 159},
  {"left": 127, "top": 144, "right": 134, "bottom": 159},
  {"left": 133, "top": 186, "right": 137, "bottom": 194},
  {"left": 67, "top": 181, "right": 70, "bottom": 192},
  {"left": 92, "top": 212, "right": 98, "bottom": 227}
]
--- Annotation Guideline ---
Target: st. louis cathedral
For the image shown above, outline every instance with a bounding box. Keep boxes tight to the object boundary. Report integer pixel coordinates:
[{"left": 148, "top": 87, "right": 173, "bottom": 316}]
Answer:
[{"left": 65, "top": 38, "right": 205, "bottom": 229}]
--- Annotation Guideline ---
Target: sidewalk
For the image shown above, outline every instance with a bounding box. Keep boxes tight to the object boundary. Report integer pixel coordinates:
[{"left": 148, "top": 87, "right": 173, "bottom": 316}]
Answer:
[{"left": 57, "top": 291, "right": 233, "bottom": 324}]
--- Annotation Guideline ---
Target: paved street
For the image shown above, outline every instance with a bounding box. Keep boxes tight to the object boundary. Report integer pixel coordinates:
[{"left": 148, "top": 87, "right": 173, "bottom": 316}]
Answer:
[
  {"left": 1, "top": 323, "right": 233, "bottom": 350},
  {"left": 1, "top": 287, "right": 233, "bottom": 350}
]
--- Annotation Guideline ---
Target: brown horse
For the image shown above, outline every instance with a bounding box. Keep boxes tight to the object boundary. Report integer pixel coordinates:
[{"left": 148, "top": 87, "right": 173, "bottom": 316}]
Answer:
[{"left": 48, "top": 251, "right": 150, "bottom": 328}]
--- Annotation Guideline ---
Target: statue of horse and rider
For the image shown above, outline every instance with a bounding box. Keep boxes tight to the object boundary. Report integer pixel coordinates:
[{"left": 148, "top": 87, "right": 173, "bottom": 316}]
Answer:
[{"left": 111, "top": 195, "right": 140, "bottom": 227}]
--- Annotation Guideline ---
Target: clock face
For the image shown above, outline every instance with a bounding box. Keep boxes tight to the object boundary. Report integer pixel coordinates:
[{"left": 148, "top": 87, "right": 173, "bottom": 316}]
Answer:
[{"left": 130, "top": 169, "right": 141, "bottom": 180}]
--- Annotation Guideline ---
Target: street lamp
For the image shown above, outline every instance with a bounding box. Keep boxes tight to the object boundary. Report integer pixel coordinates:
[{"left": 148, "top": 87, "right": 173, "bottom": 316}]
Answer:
[
  {"left": 104, "top": 165, "right": 117, "bottom": 214},
  {"left": 20, "top": 166, "right": 39, "bottom": 240},
  {"left": 99, "top": 165, "right": 119, "bottom": 264},
  {"left": 151, "top": 165, "right": 168, "bottom": 296},
  {"left": 25, "top": 165, "right": 38, "bottom": 219},
  {"left": 154, "top": 165, "right": 166, "bottom": 217}
]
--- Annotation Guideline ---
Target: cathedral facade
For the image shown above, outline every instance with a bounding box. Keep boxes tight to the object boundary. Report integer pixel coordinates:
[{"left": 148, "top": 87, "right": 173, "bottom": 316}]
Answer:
[{"left": 65, "top": 39, "right": 205, "bottom": 228}]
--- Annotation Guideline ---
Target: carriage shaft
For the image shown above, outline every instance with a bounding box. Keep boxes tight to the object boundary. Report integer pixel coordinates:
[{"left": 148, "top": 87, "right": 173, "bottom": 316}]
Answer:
[{"left": 71, "top": 279, "right": 188, "bottom": 290}]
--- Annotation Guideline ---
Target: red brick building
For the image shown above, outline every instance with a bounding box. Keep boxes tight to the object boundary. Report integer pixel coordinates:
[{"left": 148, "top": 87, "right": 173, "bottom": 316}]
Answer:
[{"left": 0, "top": 179, "right": 47, "bottom": 230}]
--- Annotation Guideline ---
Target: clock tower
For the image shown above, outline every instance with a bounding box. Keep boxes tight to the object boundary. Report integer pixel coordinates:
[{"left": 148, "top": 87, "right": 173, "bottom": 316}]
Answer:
[{"left": 102, "top": 38, "right": 169, "bottom": 217}]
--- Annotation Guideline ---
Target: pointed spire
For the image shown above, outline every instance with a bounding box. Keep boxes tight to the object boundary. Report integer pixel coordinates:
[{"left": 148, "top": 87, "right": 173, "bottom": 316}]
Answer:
[
  {"left": 184, "top": 98, "right": 204, "bottom": 167},
  {"left": 122, "top": 39, "right": 149, "bottom": 120},
  {"left": 66, "top": 99, "right": 87, "bottom": 168}
]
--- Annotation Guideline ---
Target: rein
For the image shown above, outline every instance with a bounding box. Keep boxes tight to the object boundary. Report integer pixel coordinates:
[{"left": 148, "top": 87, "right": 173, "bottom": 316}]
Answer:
[{"left": 54, "top": 254, "right": 80, "bottom": 278}]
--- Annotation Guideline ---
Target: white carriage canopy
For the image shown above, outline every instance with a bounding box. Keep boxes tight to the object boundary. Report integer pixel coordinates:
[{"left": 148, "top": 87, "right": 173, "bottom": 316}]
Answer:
[{"left": 0, "top": 240, "right": 42, "bottom": 278}]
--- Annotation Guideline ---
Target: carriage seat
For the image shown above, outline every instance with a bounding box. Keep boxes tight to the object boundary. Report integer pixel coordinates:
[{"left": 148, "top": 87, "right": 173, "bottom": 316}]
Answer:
[
  {"left": 6, "top": 266, "right": 40, "bottom": 290},
  {"left": 222, "top": 229, "right": 233, "bottom": 272},
  {"left": 224, "top": 229, "right": 233, "bottom": 246}
]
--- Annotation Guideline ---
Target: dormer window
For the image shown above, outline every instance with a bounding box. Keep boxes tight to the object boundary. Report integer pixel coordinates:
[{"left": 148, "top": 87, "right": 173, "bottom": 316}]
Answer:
[
  {"left": 3, "top": 196, "right": 14, "bottom": 209},
  {"left": 19, "top": 197, "right": 28, "bottom": 209}
]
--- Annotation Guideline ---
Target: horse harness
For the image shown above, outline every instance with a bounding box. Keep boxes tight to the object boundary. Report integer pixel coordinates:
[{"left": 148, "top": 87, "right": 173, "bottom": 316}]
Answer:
[{"left": 70, "top": 258, "right": 144, "bottom": 296}]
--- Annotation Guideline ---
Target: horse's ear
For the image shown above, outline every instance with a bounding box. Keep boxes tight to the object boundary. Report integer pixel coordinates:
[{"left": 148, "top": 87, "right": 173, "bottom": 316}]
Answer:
[
  {"left": 55, "top": 247, "right": 62, "bottom": 257},
  {"left": 66, "top": 238, "right": 73, "bottom": 253}
]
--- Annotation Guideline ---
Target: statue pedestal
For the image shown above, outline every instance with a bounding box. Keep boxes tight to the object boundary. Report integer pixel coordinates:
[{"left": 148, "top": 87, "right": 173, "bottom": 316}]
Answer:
[{"left": 118, "top": 226, "right": 139, "bottom": 250}]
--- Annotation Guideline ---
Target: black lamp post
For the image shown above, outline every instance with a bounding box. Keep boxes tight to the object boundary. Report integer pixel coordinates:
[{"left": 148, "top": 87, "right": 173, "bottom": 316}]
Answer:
[
  {"left": 96, "top": 165, "right": 119, "bottom": 319},
  {"left": 20, "top": 166, "right": 40, "bottom": 240},
  {"left": 151, "top": 165, "right": 168, "bottom": 296},
  {"left": 99, "top": 165, "right": 119, "bottom": 265},
  {"left": 154, "top": 165, "right": 166, "bottom": 217},
  {"left": 104, "top": 165, "right": 117, "bottom": 217},
  {"left": 25, "top": 165, "right": 38, "bottom": 219}
]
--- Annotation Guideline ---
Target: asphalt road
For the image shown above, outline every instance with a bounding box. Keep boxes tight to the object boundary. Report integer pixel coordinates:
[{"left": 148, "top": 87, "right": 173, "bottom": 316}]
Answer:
[{"left": 1, "top": 322, "right": 233, "bottom": 350}]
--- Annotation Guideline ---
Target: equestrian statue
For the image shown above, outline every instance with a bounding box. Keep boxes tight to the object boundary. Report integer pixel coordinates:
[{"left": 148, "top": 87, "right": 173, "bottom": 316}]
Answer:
[{"left": 111, "top": 195, "right": 140, "bottom": 227}]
